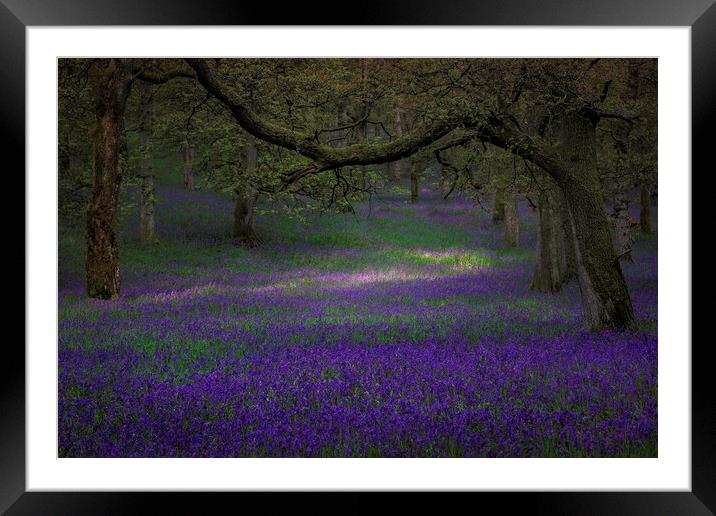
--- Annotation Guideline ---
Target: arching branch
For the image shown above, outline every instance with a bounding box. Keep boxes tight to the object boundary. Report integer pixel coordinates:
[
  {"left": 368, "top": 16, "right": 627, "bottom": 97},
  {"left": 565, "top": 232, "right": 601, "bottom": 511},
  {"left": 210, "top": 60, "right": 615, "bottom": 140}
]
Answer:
[
  {"left": 185, "top": 59, "right": 566, "bottom": 186},
  {"left": 185, "top": 58, "right": 463, "bottom": 169}
]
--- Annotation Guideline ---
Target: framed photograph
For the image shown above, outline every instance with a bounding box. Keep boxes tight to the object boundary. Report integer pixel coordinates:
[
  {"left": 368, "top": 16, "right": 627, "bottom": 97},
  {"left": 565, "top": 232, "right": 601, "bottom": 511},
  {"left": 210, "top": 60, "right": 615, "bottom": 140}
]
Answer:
[{"left": 5, "top": 0, "right": 710, "bottom": 513}]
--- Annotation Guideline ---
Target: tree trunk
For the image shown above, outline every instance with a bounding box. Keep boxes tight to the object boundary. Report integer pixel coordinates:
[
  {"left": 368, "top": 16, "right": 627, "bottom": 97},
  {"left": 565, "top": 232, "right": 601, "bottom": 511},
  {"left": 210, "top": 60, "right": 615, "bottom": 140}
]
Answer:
[
  {"left": 492, "top": 187, "right": 506, "bottom": 223},
  {"left": 503, "top": 191, "right": 519, "bottom": 248},
  {"left": 357, "top": 58, "right": 368, "bottom": 195},
  {"left": 137, "top": 83, "right": 158, "bottom": 245},
  {"left": 560, "top": 198, "right": 578, "bottom": 283},
  {"left": 233, "top": 137, "right": 260, "bottom": 245},
  {"left": 553, "top": 109, "right": 636, "bottom": 331},
  {"left": 611, "top": 60, "right": 639, "bottom": 261},
  {"left": 410, "top": 161, "right": 419, "bottom": 203},
  {"left": 232, "top": 189, "right": 259, "bottom": 245},
  {"left": 182, "top": 143, "right": 194, "bottom": 190},
  {"left": 530, "top": 187, "right": 563, "bottom": 292},
  {"left": 612, "top": 188, "right": 634, "bottom": 262},
  {"left": 640, "top": 182, "right": 652, "bottom": 234},
  {"left": 439, "top": 163, "right": 450, "bottom": 197},
  {"left": 85, "top": 59, "right": 132, "bottom": 299},
  {"left": 139, "top": 174, "right": 158, "bottom": 245},
  {"left": 392, "top": 106, "right": 404, "bottom": 181}
]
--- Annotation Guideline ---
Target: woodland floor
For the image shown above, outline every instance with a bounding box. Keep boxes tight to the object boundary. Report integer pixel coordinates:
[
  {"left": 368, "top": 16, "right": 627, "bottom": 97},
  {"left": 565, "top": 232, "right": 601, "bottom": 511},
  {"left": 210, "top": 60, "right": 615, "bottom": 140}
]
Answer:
[{"left": 58, "top": 175, "right": 658, "bottom": 457}]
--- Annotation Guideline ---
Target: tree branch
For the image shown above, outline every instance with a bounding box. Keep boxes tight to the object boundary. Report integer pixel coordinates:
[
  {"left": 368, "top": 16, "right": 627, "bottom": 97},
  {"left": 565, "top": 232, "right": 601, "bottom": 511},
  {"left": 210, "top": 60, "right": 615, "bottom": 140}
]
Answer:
[
  {"left": 185, "top": 58, "right": 463, "bottom": 171},
  {"left": 184, "top": 58, "right": 567, "bottom": 186}
]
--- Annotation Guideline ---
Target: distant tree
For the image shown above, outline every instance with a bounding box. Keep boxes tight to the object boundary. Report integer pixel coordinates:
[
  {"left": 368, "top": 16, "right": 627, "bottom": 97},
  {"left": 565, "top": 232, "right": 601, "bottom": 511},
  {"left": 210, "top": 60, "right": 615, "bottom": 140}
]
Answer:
[
  {"left": 529, "top": 174, "right": 565, "bottom": 292},
  {"left": 133, "top": 81, "right": 159, "bottom": 245}
]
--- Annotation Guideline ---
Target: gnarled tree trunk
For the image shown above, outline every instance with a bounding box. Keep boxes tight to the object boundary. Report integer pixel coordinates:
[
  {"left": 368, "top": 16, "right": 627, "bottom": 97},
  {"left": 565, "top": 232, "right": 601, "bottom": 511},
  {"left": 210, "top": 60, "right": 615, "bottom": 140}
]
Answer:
[
  {"left": 85, "top": 59, "right": 132, "bottom": 299},
  {"left": 553, "top": 109, "right": 636, "bottom": 331}
]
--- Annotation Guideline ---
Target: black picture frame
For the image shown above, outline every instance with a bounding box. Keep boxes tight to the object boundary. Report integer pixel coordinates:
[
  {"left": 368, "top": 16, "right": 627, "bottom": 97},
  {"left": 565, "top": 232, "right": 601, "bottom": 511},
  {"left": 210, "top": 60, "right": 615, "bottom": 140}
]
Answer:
[{"left": 3, "top": 1, "right": 710, "bottom": 513}]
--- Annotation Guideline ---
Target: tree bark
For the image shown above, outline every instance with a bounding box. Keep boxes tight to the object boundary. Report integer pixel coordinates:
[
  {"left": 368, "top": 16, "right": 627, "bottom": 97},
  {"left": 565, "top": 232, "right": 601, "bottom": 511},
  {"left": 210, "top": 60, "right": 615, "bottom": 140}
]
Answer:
[
  {"left": 503, "top": 190, "right": 519, "bottom": 248},
  {"left": 530, "top": 187, "right": 563, "bottom": 292},
  {"left": 640, "top": 182, "right": 652, "bottom": 234},
  {"left": 85, "top": 59, "right": 133, "bottom": 299},
  {"left": 612, "top": 188, "right": 634, "bottom": 262},
  {"left": 552, "top": 109, "right": 636, "bottom": 331},
  {"left": 560, "top": 198, "right": 578, "bottom": 283}
]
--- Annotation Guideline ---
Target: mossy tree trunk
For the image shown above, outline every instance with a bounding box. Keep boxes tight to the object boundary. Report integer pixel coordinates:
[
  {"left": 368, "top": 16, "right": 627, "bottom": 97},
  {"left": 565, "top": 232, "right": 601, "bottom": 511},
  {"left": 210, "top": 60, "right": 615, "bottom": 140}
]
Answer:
[
  {"left": 552, "top": 109, "right": 636, "bottom": 331},
  {"left": 85, "top": 59, "right": 133, "bottom": 299}
]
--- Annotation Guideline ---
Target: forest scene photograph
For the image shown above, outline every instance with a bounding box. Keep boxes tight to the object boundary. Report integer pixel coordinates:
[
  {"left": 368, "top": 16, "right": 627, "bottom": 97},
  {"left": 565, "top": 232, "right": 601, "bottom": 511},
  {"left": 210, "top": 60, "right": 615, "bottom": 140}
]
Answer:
[{"left": 58, "top": 57, "right": 658, "bottom": 458}]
